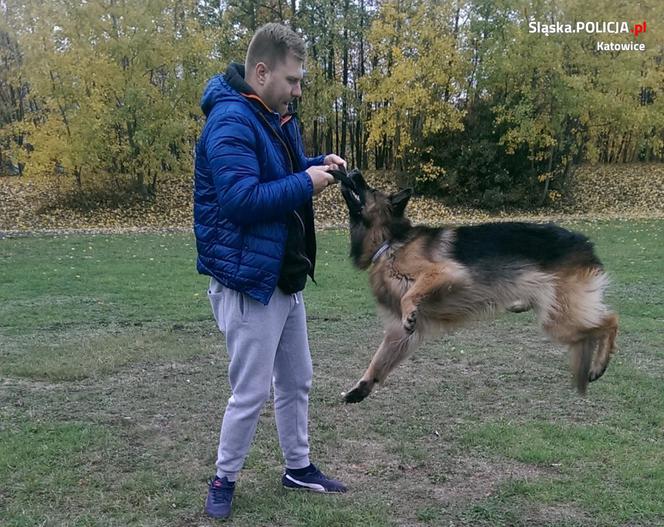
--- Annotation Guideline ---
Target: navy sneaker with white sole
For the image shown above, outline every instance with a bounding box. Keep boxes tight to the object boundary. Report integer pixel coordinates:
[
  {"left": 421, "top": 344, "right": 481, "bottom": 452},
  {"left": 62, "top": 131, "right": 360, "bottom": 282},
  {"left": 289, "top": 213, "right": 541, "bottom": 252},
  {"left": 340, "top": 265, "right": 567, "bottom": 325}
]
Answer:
[
  {"left": 282, "top": 463, "right": 347, "bottom": 493},
  {"left": 205, "top": 476, "right": 235, "bottom": 519}
]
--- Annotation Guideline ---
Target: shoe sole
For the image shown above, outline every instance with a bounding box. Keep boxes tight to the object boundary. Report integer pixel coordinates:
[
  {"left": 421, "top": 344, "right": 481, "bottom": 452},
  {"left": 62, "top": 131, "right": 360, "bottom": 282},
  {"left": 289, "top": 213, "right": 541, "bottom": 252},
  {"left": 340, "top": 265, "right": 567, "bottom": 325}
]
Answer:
[
  {"left": 206, "top": 512, "right": 231, "bottom": 519},
  {"left": 205, "top": 508, "right": 231, "bottom": 520},
  {"left": 283, "top": 484, "right": 345, "bottom": 494},
  {"left": 282, "top": 474, "right": 347, "bottom": 493},
  {"left": 205, "top": 499, "right": 232, "bottom": 519}
]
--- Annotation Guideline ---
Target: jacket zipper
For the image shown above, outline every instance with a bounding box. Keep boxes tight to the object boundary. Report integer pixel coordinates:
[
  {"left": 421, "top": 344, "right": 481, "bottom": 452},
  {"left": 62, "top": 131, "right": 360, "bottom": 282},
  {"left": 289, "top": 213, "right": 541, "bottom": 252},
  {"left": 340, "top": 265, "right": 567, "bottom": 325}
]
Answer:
[
  {"left": 293, "top": 209, "right": 313, "bottom": 272},
  {"left": 256, "top": 111, "right": 295, "bottom": 174},
  {"left": 256, "top": 110, "right": 314, "bottom": 277}
]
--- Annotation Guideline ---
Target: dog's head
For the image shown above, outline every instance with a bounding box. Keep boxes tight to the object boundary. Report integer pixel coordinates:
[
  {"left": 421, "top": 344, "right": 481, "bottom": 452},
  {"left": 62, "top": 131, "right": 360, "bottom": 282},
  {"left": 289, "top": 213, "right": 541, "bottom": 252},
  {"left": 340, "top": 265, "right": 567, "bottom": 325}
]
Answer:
[{"left": 333, "top": 169, "right": 413, "bottom": 268}]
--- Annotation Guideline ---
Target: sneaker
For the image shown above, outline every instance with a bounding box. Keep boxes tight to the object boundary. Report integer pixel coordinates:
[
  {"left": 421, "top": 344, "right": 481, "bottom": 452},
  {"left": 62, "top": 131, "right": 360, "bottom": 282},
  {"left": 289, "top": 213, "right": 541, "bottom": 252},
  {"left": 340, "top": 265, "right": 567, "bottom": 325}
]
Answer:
[
  {"left": 205, "top": 476, "right": 235, "bottom": 519},
  {"left": 282, "top": 463, "right": 347, "bottom": 493}
]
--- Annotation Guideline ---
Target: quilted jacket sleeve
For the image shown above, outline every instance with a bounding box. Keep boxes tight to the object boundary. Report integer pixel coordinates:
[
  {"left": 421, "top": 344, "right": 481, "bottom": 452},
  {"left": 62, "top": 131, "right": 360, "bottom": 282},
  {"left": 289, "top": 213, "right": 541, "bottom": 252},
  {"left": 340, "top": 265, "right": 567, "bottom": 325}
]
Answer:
[
  {"left": 205, "top": 113, "right": 314, "bottom": 225},
  {"left": 303, "top": 153, "right": 326, "bottom": 169}
]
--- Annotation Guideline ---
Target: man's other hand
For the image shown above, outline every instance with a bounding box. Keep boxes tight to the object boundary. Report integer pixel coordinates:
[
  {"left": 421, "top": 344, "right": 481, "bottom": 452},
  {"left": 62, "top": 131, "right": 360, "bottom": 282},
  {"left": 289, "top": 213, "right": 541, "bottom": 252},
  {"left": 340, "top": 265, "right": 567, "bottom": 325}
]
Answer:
[
  {"left": 306, "top": 165, "right": 335, "bottom": 195},
  {"left": 323, "top": 154, "right": 347, "bottom": 171}
]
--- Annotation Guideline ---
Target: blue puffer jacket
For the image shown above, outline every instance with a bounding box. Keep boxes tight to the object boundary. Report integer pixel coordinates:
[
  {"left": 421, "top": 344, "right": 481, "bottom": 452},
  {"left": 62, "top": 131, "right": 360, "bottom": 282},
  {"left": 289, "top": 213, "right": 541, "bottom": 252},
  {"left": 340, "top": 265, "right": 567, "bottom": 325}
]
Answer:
[{"left": 194, "top": 64, "right": 325, "bottom": 305}]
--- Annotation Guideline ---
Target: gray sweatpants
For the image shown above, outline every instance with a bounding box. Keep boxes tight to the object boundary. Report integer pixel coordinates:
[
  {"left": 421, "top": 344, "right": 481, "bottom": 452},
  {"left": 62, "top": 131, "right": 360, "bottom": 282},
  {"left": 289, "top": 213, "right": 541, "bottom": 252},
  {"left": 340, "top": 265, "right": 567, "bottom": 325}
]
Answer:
[{"left": 208, "top": 278, "right": 313, "bottom": 481}]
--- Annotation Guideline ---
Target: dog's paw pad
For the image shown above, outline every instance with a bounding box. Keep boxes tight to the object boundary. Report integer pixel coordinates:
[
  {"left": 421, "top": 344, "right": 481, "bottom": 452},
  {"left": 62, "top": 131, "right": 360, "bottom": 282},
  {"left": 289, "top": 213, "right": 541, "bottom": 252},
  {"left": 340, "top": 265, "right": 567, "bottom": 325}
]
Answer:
[
  {"left": 342, "top": 381, "right": 372, "bottom": 404},
  {"left": 343, "top": 388, "right": 365, "bottom": 404},
  {"left": 403, "top": 311, "right": 417, "bottom": 333},
  {"left": 588, "top": 364, "right": 607, "bottom": 382}
]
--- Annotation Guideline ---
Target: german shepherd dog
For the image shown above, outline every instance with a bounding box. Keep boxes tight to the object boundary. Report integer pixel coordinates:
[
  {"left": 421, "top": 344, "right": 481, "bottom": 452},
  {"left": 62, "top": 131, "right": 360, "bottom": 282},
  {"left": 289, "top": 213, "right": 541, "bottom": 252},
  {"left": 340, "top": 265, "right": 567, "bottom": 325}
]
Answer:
[{"left": 334, "top": 169, "right": 618, "bottom": 404}]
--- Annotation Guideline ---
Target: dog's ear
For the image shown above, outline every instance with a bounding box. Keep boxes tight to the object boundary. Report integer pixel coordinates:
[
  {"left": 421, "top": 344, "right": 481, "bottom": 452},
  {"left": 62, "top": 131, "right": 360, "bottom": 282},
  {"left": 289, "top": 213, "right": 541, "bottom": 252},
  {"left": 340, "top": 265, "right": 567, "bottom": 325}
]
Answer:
[{"left": 390, "top": 188, "right": 412, "bottom": 216}]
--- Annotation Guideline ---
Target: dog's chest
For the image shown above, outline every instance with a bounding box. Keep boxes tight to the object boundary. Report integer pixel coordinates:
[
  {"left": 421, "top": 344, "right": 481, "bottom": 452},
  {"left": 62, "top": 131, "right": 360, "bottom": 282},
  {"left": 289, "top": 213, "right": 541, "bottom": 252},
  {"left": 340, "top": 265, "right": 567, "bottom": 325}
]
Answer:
[{"left": 369, "top": 259, "right": 412, "bottom": 314}]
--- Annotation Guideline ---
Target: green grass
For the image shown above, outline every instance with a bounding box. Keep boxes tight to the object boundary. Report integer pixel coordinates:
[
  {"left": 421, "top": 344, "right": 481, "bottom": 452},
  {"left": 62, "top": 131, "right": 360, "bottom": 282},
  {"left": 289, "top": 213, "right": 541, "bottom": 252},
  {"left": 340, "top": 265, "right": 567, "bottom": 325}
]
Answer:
[
  {"left": 463, "top": 420, "right": 664, "bottom": 522},
  {"left": 0, "top": 423, "right": 111, "bottom": 526},
  {"left": 1, "top": 219, "right": 663, "bottom": 526}
]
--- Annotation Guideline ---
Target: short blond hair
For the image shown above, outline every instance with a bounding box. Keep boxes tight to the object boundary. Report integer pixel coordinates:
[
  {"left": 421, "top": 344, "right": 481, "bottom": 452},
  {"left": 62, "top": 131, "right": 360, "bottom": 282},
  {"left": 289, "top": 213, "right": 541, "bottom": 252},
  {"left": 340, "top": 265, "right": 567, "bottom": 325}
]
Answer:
[{"left": 245, "top": 23, "right": 305, "bottom": 70}]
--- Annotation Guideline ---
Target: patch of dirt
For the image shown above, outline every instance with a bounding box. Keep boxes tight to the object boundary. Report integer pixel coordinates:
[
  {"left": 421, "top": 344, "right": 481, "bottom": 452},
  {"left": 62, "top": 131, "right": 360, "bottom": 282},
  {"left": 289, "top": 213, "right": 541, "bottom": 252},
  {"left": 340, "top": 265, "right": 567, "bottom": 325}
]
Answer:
[
  {"left": 525, "top": 503, "right": 592, "bottom": 526},
  {"left": 431, "top": 456, "right": 548, "bottom": 505}
]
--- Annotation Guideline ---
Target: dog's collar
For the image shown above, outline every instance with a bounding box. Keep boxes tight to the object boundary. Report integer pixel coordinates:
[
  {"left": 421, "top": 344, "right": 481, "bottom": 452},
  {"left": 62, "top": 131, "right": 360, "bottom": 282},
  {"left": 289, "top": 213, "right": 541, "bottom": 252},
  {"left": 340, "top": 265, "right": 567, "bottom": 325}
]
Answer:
[{"left": 371, "top": 242, "right": 391, "bottom": 264}]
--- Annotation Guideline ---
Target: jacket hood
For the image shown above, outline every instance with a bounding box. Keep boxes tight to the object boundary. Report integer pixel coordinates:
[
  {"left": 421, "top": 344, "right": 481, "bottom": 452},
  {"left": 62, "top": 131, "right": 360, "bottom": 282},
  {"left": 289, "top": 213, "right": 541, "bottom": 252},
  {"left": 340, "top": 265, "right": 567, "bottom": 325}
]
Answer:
[{"left": 200, "top": 63, "right": 256, "bottom": 117}]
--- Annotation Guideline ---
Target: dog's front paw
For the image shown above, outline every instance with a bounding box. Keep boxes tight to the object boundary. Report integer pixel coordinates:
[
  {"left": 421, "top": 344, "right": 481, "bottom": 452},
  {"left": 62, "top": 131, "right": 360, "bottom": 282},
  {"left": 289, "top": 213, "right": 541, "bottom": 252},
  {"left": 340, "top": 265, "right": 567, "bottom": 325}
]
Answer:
[
  {"left": 402, "top": 310, "right": 417, "bottom": 334},
  {"left": 588, "top": 363, "right": 608, "bottom": 382},
  {"left": 342, "top": 380, "right": 373, "bottom": 404}
]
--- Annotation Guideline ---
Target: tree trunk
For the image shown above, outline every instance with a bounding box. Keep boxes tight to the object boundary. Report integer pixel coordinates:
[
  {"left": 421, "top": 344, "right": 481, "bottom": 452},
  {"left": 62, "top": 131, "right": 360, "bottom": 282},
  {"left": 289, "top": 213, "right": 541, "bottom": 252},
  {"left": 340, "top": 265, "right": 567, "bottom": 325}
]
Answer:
[
  {"left": 313, "top": 118, "right": 319, "bottom": 156},
  {"left": 540, "top": 143, "right": 556, "bottom": 206},
  {"left": 326, "top": 44, "right": 335, "bottom": 155},
  {"left": 150, "top": 169, "right": 158, "bottom": 195},
  {"left": 358, "top": 0, "right": 367, "bottom": 169},
  {"left": 75, "top": 166, "right": 82, "bottom": 190},
  {"left": 340, "top": 0, "right": 350, "bottom": 159}
]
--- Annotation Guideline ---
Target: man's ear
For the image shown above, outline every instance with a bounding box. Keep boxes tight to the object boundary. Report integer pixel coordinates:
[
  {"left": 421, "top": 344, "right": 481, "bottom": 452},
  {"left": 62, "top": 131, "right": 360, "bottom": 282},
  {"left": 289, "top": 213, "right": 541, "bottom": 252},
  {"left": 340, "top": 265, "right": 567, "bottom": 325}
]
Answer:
[
  {"left": 390, "top": 188, "right": 412, "bottom": 216},
  {"left": 255, "top": 62, "right": 268, "bottom": 85}
]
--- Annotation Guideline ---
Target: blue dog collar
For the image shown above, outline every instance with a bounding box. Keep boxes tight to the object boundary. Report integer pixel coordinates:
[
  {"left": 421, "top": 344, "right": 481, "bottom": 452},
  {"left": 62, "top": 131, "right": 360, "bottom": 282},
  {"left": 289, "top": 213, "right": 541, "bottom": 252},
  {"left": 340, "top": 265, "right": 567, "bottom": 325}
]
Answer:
[{"left": 371, "top": 242, "right": 391, "bottom": 264}]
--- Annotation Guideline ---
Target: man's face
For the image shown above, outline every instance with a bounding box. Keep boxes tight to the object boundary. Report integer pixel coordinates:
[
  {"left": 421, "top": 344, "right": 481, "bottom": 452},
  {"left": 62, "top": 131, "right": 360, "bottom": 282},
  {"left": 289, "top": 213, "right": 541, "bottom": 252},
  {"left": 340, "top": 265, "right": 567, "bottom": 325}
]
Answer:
[{"left": 260, "top": 53, "right": 304, "bottom": 116}]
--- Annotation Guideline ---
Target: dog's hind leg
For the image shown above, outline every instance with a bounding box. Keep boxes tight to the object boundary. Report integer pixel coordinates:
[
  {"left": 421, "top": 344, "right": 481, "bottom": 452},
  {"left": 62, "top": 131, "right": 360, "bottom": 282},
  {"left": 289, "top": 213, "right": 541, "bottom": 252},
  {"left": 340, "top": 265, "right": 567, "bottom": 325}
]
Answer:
[
  {"left": 569, "top": 335, "right": 597, "bottom": 395},
  {"left": 588, "top": 312, "right": 618, "bottom": 382},
  {"left": 542, "top": 268, "right": 617, "bottom": 394},
  {"left": 567, "top": 312, "right": 617, "bottom": 394},
  {"left": 343, "top": 320, "right": 422, "bottom": 403},
  {"left": 566, "top": 312, "right": 617, "bottom": 393}
]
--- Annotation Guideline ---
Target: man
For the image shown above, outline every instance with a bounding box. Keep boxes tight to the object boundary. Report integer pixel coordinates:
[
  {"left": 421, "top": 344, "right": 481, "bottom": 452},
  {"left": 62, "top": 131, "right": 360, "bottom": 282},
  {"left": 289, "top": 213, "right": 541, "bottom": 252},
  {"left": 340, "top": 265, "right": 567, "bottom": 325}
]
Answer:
[{"left": 193, "top": 23, "right": 347, "bottom": 520}]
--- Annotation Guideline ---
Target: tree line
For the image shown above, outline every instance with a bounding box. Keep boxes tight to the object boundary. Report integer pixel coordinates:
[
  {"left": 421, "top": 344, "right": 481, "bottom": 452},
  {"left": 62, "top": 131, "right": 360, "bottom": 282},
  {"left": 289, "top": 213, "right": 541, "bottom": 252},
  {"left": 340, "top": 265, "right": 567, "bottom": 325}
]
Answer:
[{"left": 1, "top": 0, "right": 662, "bottom": 208}]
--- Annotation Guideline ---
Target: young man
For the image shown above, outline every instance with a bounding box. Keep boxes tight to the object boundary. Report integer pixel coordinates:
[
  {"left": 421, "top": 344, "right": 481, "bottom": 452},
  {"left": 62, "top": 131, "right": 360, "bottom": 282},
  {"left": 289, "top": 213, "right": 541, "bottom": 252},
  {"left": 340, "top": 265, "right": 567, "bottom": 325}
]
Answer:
[{"left": 193, "top": 23, "right": 347, "bottom": 519}]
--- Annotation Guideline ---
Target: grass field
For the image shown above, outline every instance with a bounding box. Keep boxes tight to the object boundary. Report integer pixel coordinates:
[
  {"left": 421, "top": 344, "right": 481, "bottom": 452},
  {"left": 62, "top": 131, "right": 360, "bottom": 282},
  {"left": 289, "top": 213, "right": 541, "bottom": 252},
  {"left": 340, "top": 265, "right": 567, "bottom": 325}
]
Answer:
[{"left": 1, "top": 219, "right": 663, "bottom": 526}]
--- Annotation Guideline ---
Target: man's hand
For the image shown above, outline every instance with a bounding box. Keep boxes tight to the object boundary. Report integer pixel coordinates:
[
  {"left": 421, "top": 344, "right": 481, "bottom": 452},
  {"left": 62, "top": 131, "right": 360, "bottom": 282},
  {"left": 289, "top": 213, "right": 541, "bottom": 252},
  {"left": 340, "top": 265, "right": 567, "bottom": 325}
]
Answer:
[
  {"left": 323, "top": 154, "right": 347, "bottom": 171},
  {"left": 306, "top": 165, "right": 335, "bottom": 195}
]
